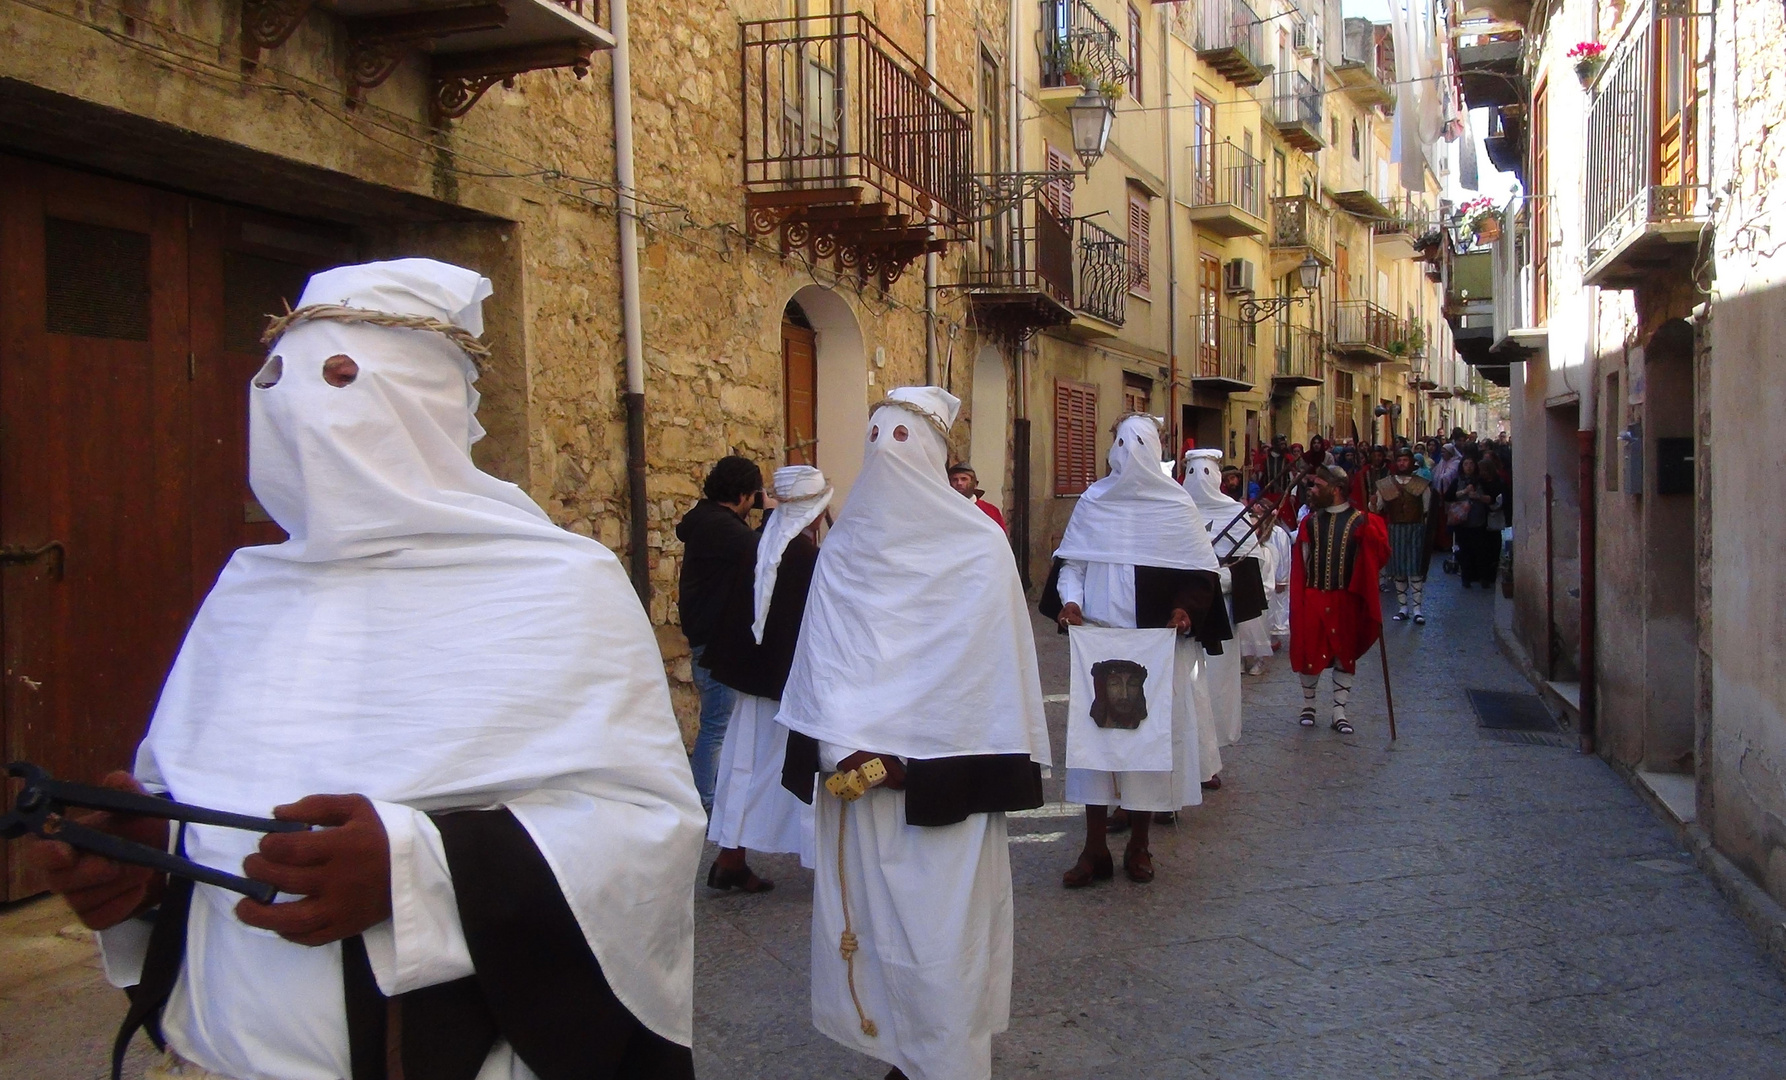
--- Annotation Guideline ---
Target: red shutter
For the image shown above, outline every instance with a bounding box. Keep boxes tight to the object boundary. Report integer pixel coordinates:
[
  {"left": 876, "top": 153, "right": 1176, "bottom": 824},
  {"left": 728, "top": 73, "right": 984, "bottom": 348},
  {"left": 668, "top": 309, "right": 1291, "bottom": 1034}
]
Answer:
[
  {"left": 1128, "top": 196, "right": 1151, "bottom": 297},
  {"left": 1054, "top": 379, "right": 1099, "bottom": 495}
]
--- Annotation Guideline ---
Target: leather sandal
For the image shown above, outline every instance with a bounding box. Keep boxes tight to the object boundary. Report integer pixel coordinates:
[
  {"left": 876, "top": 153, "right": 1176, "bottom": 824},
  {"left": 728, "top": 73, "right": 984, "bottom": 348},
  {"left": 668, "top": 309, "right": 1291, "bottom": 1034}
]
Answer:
[
  {"left": 1062, "top": 852, "right": 1114, "bottom": 888},
  {"left": 1123, "top": 846, "right": 1155, "bottom": 884},
  {"left": 706, "top": 861, "right": 774, "bottom": 893},
  {"left": 1200, "top": 773, "right": 1223, "bottom": 791},
  {"left": 1105, "top": 807, "right": 1131, "bottom": 834}
]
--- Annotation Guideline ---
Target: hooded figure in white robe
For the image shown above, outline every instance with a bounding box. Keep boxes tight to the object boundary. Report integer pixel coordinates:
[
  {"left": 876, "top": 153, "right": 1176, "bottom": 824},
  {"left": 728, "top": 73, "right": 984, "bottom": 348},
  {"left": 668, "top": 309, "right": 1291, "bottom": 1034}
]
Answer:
[
  {"left": 1041, "top": 416, "right": 1231, "bottom": 884},
  {"left": 1184, "top": 449, "right": 1268, "bottom": 741},
  {"left": 88, "top": 260, "right": 705, "bottom": 1080},
  {"left": 776, "top": 386, "right": 1051, "bottom": 1080},
  {"left": 700, "top": 465, "right": 830, "bottom": 873}
]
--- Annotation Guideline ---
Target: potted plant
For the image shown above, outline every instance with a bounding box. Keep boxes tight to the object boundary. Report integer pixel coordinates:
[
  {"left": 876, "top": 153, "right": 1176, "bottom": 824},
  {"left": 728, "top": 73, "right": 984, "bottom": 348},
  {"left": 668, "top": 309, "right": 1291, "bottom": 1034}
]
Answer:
[
  {"left": 1567, "top": 41, "right": 1606, "bottom": 89},
  {"left": 1459, "top": 196, "right": 1500, "bottom": 244}
]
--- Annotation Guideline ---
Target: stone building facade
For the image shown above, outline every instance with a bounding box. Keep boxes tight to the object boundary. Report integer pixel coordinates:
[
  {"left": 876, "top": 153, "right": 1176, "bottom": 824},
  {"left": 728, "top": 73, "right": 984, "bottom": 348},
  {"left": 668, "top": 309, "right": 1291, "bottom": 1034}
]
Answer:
[{"left": 1482, "top": 0, "right": 1786, "bottom": 912}]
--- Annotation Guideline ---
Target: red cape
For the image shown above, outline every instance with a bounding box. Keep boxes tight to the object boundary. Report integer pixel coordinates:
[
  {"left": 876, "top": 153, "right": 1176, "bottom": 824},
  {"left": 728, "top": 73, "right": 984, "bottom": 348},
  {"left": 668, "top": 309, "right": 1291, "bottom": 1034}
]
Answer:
[{"left": 1289, "top": 506, "right": 1389, "bottom": 674}]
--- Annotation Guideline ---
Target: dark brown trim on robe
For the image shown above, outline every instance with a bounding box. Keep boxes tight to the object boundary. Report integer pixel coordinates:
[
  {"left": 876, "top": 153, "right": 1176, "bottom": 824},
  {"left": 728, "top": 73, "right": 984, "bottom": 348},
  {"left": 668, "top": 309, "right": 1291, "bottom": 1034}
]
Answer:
[
  {"left": 780, "top": 733, "right": 1044, "bottom": 826},
  {"left": 1226, "top": 556, "right": 1269, "bottom": 625}
]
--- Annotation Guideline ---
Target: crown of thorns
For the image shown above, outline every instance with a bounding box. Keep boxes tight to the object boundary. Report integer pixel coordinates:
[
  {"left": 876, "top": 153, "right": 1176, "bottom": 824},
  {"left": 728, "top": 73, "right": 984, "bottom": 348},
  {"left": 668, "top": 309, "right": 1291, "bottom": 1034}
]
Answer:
[{"left": 262, "top": 303, "right": 490, "bottom": 368}]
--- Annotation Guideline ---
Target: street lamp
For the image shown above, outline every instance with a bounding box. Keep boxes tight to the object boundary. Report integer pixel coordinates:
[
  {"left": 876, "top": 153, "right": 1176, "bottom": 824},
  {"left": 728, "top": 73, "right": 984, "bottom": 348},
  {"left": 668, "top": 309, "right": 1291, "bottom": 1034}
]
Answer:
[
  {"left": 1237, "top": 255, "right": 1323, "bottom": 325},
  {"left": 1066, "top": 85, "right": 1116, "bottom": 169}
]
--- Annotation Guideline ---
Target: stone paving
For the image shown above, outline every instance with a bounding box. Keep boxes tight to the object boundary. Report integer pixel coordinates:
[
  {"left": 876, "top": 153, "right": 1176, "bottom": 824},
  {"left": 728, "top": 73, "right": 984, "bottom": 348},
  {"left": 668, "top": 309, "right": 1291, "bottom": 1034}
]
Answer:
[
  {"left": 4, "top": 572, "right": 1784, "bottom": 1078},
  {"left": 691, "top": 572, "right": 1786, "bottom": 1079}
]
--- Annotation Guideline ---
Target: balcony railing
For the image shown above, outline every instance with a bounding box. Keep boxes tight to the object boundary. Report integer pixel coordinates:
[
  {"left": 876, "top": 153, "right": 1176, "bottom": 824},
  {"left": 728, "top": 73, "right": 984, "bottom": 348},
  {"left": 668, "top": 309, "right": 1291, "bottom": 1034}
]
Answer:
[
  {"left": 1191, "top": 314, "right": 1256, "bottom": 386},
  {"left": 1270, "top": 194, "right": 1330, "bottom": 261},
  {"left": 1272, "top": 323, "right": 1324, "bottom": 385},
  {"left": 1334, "top": 17, "right": 1395, "bottom": 107},
  {"left": 1265, "top": 69, "right": 1324, "bottom": 151},
  {"left": 1076, "top": 219, "right": 1128, "bottom": 326},
  {"left": 1582, "top": 0, "right": 1710, "bottom": 287},
  {"left": 1330, "top": 299, "right": 1402, "bottom": 361},
  {"left": 955, "top": 190, "right": 1076, "bottom": 340},
  {"left": 1041, "top": 0, "right": 1131, "bottom": 89},
  {"left": 1183, "top": 141, "right": 1266, "bottom": 236},
  {"left": 1192, "top": 0, "right": 1266, "bottom": 87},
  {"left": 741, "top": 14, "right": 973, "bottom": 286}
]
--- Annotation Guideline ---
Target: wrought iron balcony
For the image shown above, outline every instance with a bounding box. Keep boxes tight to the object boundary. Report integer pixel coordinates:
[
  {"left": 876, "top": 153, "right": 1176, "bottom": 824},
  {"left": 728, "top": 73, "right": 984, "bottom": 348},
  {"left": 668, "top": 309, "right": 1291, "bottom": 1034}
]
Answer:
[
  {"left": 1455, "top": 22, "right": 1525, "bottom": 109},
  {"left": 1329, "top": 299, "right": 1402, "bottom": 363},
  {"left": 1582, "top": 0, "right": 1711, "bottom": 289},
  {"left": 1041, "top": 0, "right": 1132, "bottom": 90},
  {"left": 1483, "top": 105, "right": 1526, "bottom": 182},
  {"left": 952, "top": 189, "right": 1076, "bottom": 342},
  {"left": 1373, "top": 197, "right": 1436, "bottom": 260},
  {"left": 1075, "top": 219, "right": 1128, "bottom": 327},
  {"left": 1182, "top": 141, "right": 1266, "bottom": 238},
  {"left": 1265, "top": 70, "right": 1324, "bottom": 153},
  {"left": 1192, "top": 0, "right": 1266, "bottom": 87},
  {"left": 1269, "top": 195, "right": 1331, "bottom": 266},
  {"left": 1334, "top": 17, "right": 1395, "bottom": 108},
  {"left": 1190, "top": 314, "right": 1256, "bottom": 391},
  {"left": 741, "top": 14, "right": 973, "bottom": 289},
  {"left": 1271, "top": 323, "right": 1324, "bottom": 386},
  {"left": 240, "top": 0, "right": 612, "bottom": 120}
]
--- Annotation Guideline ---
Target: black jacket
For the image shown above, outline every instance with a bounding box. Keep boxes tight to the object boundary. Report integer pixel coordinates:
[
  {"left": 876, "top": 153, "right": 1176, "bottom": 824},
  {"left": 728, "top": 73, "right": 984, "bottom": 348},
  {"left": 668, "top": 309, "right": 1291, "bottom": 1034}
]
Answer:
[
  {"left": 700, "top": 529, "right": 818, "bottom": 699},
  {"left": 674, "top": 500, "right": 757, "bottom": 647}
]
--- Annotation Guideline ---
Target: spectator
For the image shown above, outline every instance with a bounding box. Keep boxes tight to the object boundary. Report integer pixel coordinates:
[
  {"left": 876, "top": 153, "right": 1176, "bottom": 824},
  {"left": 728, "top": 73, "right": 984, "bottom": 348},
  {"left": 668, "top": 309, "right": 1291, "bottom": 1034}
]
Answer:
[
  {"left": 949, "top": 462, "right": 1008, "bottom": 531},
  {"left": 676, "top": 454, "right": 764, "bottom": 810}
]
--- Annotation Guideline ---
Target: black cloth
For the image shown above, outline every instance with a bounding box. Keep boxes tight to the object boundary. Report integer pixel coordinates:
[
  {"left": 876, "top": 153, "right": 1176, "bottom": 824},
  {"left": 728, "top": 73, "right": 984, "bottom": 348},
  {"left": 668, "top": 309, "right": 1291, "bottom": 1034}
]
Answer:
[
  {"left": 1456, "top": 527, "right": 1503, "bottom": 586},
  {"left": 1040, "top": 560, "right": 1231, "bottom": 654},
  {"left": 699, "top": 527, "right": 818, "bottom": 699},
  {"left": 674, "top": 499, "right": 757, "bottom": 647},
  {"left": 1228, "top": 557, "right": 1268, "bottom": 625},
  {"left": 779, "top": 733, "right": 1044, "bottom": 827}
]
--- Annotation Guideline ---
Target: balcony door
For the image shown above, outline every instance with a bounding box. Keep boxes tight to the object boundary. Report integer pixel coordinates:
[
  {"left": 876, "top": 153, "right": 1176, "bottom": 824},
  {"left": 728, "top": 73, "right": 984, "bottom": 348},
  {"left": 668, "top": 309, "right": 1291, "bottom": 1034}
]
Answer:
[
  {"left": 1654, "top": 14, "right": 1697, "bottom": 192},
  {"left": 1191, "top": 97, "right": 1216, "bottom": 203},
  {"left": 1198, "top": 253, "right": 1221, "bottom": 377},
  {"left": 782, "top": 307, "right": 818, "bottom": 464}
]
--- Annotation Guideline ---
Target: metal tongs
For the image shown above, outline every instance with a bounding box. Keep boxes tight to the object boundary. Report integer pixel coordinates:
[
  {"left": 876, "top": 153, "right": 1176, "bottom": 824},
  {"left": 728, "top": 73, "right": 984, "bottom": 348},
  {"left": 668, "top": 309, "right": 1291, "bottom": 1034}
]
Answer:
[{"left": 2, "top": 761, "right": 307, "bottom": 904}]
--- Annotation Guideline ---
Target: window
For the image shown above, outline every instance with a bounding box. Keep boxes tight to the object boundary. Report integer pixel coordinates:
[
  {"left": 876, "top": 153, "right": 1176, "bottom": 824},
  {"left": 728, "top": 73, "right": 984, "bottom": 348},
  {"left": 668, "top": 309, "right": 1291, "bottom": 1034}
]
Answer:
[
  {"left": 1531, "top": 80, "right": 1550, "bottom": 326},
  {"left": 1127, "top": 5, "right": 1143, "bottom": 103},
  {"left": 1272, "top": 149, "right": 1288, "bottom": 199},
  {"left": 1191, "top": 97, "right": 1216, "bottom": 202},
  {"left": 979, "top": 50, "right": 1005, "bottom": 265},
  {"left": 1331, "top": 116, "right": 1340, "bottom": 148},
  {"left": 1350, "top": 119, "right": 1361, "bottom": 159},
  {"left": 1333, "top": 370, "right": 1355, "bottom": 440},
  {"left": 1240, "top": 130, "right": 1258, "bottom": 210},
  {"left": 1198, "top": 253, "right": 1221, "bottom": 376},
  {"left": 1122, "top": 372, "right": 1152, "bottom": 415},
  {"left": 1054, "top": 379, "right": 1099, "bottom": 494},
  {"left": 1127, "top": 191, "right": 1152, "bottom": 297},
  {"left": 1043, "top": 144, "right": 1074, "bottom": 220}
]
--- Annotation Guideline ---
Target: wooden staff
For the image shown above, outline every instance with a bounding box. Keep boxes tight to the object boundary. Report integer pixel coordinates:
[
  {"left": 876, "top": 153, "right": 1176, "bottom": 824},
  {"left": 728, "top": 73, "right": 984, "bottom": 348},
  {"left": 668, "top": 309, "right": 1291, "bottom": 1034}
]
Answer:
[{"left": 1379, "top": 635, "right": 1398, "bottom": 741}]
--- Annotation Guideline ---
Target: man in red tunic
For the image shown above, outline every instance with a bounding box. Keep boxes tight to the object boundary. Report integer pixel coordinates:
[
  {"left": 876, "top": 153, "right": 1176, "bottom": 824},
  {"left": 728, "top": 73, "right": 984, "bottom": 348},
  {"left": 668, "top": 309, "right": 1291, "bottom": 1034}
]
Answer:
[{"left": 1290, "top": 466, "right": 1389, "bottom": 734}]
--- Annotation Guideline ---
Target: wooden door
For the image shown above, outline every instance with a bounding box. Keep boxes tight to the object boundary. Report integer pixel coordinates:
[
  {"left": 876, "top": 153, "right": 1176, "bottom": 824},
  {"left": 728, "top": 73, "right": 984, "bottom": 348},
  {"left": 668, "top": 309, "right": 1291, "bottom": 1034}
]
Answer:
[
  {"left": 0, "top": 158, "right": 340, "bottom": 898},
  {"left": 1655, "top": 15, "right": 1696, "bottom": 192},
  {"left": 782, "top": 319, "right": 818, "bottom": 464},
  {"left": 1197, "top": 254, "right": 1221, "bottom": 378},
  {"left": 1335, "top": 242, "right": 1351, "bottom": 299},
  {"left": 1191, "top": 97, "right": 1216, "bottom": 203}
]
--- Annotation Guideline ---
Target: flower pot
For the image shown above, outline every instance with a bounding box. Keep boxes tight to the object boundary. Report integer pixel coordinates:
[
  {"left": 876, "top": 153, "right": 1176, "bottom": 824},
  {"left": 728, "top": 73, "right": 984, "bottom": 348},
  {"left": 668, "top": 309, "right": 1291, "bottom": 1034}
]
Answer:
[
  {"left": 1473, "top": 217, "right": 1501, "bottom": 244},
  {"left": 1574, "top": 57, "right": 1603, "bottom": 89}
]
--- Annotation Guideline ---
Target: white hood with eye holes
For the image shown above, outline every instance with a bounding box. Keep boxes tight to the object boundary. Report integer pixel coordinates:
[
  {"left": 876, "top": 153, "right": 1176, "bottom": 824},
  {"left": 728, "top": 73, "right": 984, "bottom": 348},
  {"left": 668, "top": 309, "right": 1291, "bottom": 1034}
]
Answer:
[
  {"left": 1054, "top": 415, "right": 1219, "bottom": 573},
  {"left": 776, "top": 386, "right": 1052, "bottom": 767},
  {"left": 135, "top": 260, "right": 706, "bottom": 1050}
]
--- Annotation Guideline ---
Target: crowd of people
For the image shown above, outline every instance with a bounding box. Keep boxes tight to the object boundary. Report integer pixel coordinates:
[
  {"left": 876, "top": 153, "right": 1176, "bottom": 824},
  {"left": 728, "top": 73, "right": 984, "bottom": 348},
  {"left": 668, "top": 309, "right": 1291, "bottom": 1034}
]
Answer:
[{"left": 21, "top": 258, "right": 1516, "bottom": 1080}]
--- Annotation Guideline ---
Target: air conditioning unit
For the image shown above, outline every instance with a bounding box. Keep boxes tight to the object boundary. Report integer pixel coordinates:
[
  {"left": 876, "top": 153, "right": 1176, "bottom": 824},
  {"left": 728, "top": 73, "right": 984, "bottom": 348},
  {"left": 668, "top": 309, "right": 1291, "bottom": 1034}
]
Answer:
[
  {"left": 1223, "top": 258, "right": 1256, "bottom": 294},
  {"left": 1292, "top": 18, "right": 1318, "bottom": 58}
]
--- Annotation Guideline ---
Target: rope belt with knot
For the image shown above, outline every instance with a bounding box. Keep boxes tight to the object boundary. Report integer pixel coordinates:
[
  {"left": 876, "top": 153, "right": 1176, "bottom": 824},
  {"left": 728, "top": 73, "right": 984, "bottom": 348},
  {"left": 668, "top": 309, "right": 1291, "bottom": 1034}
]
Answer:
[{"left": 261, "top": 304, "right": 491, "bottom": 366}]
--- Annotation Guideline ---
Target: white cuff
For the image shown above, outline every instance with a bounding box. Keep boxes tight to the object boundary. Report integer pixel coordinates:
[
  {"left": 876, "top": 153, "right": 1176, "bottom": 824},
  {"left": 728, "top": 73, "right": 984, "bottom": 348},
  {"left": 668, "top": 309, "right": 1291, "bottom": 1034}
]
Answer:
[
  {"left": 362, "top": 800, "right": 476, "bottom": 997},
  {"left": 97, "top": 916, "right": 154, "bottom": 988},
  {"left": 1057, "top": 560, "right": 1087, "bottom": 607}
]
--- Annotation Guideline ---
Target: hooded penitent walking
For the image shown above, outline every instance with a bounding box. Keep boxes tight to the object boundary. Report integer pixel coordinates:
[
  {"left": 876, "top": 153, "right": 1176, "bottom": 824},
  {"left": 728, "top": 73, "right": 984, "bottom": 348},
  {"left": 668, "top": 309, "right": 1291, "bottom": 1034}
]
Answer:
[
  {"left": 698, "top": 465, "right": 831, "bottom": 886},
  {"left": 1042, "top": 416, "right": 1229, "bottom": 886},
  {"left": 776, "top": 387, "right": 1052, "bottom": 1080},
  {"left": 1184, "top": 448, "right": 1274, "bottom": 697},
  {"left": 29, "top": 260, "right": 707, "bottom": 1080},
  {"left": 1290, "top": 465, "right": 1390, "bottom": 735}
]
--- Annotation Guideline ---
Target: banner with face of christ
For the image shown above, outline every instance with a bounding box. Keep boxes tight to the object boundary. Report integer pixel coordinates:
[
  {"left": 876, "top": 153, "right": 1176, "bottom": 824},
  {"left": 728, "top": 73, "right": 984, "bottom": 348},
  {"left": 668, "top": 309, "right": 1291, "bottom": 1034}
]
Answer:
[{"left": 1066, "top": 626, "right": 1177, "bottom": 773}]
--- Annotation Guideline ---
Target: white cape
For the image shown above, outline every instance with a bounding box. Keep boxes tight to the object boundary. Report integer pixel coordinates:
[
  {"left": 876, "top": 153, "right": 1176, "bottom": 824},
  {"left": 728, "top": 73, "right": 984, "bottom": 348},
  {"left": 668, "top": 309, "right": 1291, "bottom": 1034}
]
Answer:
[
  {"left": 136, "top": 282, "right": 704, "bottom": 1049},
  {"left": 1056, "top": 416, "right": 1217, "bottom": 572}
]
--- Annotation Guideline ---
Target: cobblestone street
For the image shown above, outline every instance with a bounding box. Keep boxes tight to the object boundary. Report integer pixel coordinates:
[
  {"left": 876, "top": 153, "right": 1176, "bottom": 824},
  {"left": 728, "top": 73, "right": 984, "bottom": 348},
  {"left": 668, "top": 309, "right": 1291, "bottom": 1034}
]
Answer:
[
  {"left": 689, "top": 573, "right": 1786, "bottom": 1079},
  {"left": 4, "top": 573, "right": 1785, "bottom": 1079}
]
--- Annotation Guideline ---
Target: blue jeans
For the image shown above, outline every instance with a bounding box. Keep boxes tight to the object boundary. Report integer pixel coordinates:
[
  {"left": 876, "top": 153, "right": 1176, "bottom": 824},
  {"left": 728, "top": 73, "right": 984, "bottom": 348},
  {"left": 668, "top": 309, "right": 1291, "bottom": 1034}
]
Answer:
[{"left": 687, "top": 644, "right": 736, "bottom": 810}]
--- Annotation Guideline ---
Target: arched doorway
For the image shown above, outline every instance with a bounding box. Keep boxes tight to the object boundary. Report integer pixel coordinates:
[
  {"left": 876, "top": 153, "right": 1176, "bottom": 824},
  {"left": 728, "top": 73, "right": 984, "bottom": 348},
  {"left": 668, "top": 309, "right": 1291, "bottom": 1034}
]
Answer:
[
  {"left": 784, "top": 285, "right": 868, "bottom": 501},
  {"left": 969, "top": 345, "right": 1008, "bottom": 510}
]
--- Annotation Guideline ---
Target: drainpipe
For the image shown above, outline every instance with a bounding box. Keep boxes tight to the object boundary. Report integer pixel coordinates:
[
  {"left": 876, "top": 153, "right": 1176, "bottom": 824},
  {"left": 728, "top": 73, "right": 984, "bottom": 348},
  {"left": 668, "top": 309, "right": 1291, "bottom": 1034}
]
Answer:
[
  {"left": 1007, "top": 0, "right": 1032, "bottom": 587},
  {"left": 1578, "top": 299, "right": 1599, "bottom": 754},
  {"left": 924, "top": 0, "right": 939, "bottom": 386},
  {"left": 612, "top": 0, "right": 649, "bottom": 603},
  {"left": 1161, "top": 6, "right": 1179, "bottom": 468}
]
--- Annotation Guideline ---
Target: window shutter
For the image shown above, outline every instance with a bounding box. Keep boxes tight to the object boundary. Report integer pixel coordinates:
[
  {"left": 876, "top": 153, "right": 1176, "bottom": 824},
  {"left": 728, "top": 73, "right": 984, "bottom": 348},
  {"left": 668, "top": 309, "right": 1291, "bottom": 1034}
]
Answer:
[
  {"left": 1045, "top": 146, "right": 1074, "bottom": 220},
  {"left": 1054, "top": 379, "right": 1099, "bottom": 495},
  {"left": 1127, "top": 196, "right": 1151, "bottom": 296}
]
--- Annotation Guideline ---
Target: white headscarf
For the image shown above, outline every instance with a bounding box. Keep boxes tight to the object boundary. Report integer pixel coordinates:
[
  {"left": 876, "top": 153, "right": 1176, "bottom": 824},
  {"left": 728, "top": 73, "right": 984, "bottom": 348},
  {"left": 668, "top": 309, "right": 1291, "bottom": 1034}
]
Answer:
[
  {"left": 776, "top": 387, "right": 1051, "bottom": 766},
  {"left": 752, "top": 465, "right": 832, "bottom": 643},
  {"left": 1054, "top": 415, "right": 1218, "bottom": 572},
  {"left": 137, "top": 260, "right": 705, "bottom": 1045},
  {"left": 1183, "top": 448, "right": 1257, "bottom": 559}
]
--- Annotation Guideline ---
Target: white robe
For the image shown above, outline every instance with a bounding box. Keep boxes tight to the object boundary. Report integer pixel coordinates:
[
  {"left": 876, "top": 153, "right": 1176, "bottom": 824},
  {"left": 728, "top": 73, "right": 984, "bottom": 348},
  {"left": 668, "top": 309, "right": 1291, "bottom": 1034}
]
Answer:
[
  {"left": 811, "top": 742, "right": 1010, "bottom": 1080},
  {"left": 707, "top": 693, "right": 816, "bottom": 867},
  {"left": 1058, "top": 559, "right": 1215, "bottom": 801},
  {"left": 1268, "top": 525, "right": 1294, "bottom": 638}
]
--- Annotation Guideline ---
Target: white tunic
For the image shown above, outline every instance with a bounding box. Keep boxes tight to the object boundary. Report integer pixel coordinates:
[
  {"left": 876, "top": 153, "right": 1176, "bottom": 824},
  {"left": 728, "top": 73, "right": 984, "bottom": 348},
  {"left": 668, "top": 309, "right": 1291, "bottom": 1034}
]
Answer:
[
  {"left": 707, "top": 693, "right": 816, "bottom": 866},
  {"left": 1057, "top": 559, "right": 1215, "bottom": 803},
  {"left": 811, "top": 743, "right": 1010, "bottom": 1080}
]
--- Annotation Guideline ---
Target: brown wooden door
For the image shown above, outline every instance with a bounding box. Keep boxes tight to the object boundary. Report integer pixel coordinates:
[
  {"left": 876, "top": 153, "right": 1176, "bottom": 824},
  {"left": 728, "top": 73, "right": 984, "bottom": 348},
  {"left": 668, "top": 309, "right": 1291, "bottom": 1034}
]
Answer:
[
  {"left": 1655, "top": 15, "right": 1696, "bottom": 192},
  {"left": 1197, "top": 254, "right": 1221, "bottom": 378},
  {"left": 0, "top": 158, "right": 340, "bottom": 898},
  {"left": 782, "top": 319, "right": 818, "bottom": 465}
]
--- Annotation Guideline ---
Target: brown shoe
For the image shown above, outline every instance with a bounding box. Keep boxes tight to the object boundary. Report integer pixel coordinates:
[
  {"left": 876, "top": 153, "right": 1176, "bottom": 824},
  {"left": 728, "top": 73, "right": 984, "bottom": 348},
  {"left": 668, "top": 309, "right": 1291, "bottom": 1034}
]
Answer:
[
  {"left": 1123, "top": 846, "right": 1155, "bottom": 884},
  {"left": 1201, "top": 773, "right": 1223, "bottom": 791},
  {"left": 706, "top": 861, "right": 774, "bottom": 893},
  {"left": 1062, "top": 852, "right": 1114, "bottom": 888}
]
